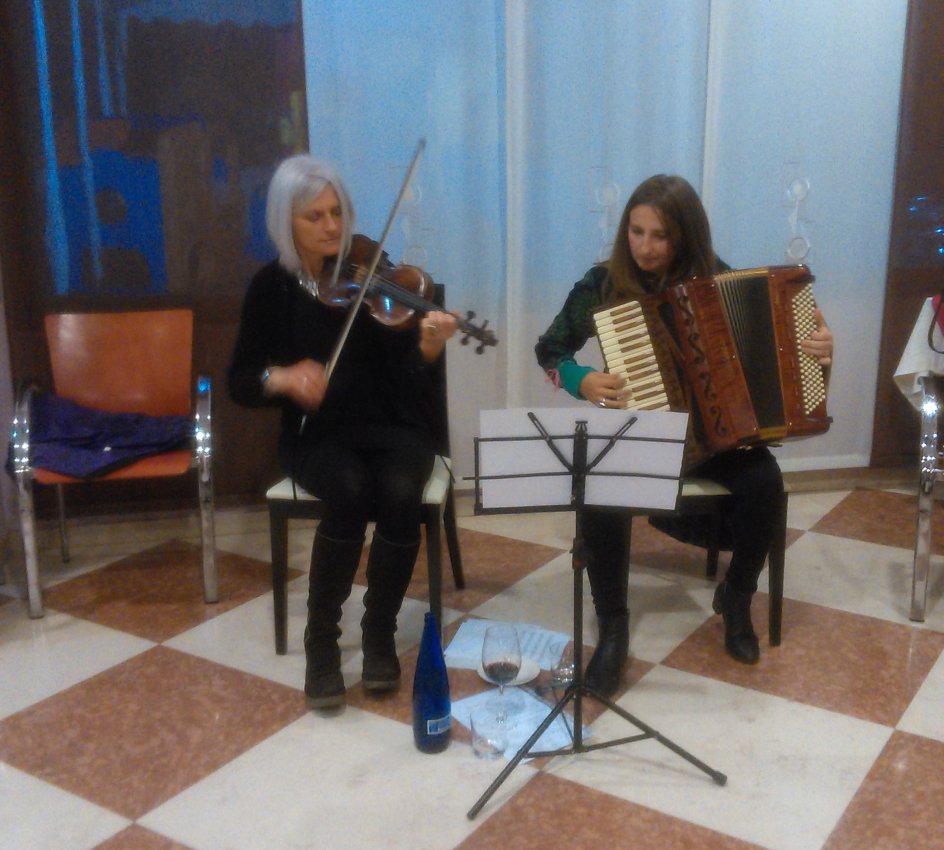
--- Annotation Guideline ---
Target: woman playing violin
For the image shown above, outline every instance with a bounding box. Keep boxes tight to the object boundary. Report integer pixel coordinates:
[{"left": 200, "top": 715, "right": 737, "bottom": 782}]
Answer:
[{"left": 229, "top": 154, "right": 457, "bottom": 709}]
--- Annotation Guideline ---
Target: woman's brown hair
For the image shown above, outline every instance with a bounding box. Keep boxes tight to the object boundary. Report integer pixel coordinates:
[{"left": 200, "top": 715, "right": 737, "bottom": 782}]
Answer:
[{"left": 605, "top": 174, "right": 716, "bottom": 303}]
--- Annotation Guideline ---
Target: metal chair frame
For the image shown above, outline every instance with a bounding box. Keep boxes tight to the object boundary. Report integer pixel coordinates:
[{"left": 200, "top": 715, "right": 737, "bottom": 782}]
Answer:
[
  {"left": 8, "top": 309, "right": 217, "bottom": 618},
  {"left": 912, "top": 373, "right": 944, "bottom": 621}
]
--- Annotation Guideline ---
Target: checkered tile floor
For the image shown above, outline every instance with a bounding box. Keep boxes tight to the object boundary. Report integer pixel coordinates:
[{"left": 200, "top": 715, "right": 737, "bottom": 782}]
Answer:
[{"left": 1, "top": 482, "right": 943, "bottom": 850}]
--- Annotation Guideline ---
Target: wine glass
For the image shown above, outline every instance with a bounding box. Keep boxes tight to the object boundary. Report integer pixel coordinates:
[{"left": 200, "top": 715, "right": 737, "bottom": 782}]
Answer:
[{"left": 481, "top": 624, "right": 522, "bottom": 720}]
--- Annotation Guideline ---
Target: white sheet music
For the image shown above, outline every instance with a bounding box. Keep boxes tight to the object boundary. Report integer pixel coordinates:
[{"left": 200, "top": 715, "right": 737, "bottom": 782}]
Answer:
[{"left": 476, "top": 407, "right": 688, "bottom": 511}]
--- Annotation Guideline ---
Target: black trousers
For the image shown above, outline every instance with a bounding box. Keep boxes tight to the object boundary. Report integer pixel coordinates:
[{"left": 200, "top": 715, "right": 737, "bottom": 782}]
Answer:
[
  {"left": 689, "top": 446, "right": 784, "bottom": 594},
  {"left": 586, "top": 446, "right": 783, "bottom": 598},
  {"left": 281, "top": 423, "right": 435, "bottom": 545}
]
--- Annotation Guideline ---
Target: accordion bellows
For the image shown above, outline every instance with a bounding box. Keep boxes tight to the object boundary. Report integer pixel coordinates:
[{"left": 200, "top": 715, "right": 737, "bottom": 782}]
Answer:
[{"left": 593, "top": 264, "right": 831, "bottom": 456}]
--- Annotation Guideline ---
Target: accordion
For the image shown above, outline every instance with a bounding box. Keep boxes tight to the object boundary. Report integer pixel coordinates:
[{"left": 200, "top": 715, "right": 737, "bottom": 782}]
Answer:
[{"left": 593, "top": 264, "right": 831, "bottom": 455}]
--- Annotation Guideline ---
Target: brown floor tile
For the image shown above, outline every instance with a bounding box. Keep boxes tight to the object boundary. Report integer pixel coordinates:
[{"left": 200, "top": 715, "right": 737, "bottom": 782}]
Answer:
[
  {"left": 457, "top": 772, "right": 765, "bottom": 850},
  {"left": 404, "top": 527, "right": 566, "bottom": 612},
  {"left": 823, "top": 731, "right": 944, "bottom": 850},
  {"left": 663, "top": 597, "right": 944, "bottom": 726},
  {"left": 812, "top": 489, "right": 939, "bottom": 552},
  {"left": 94, "top": 825, "right": 196, "bottom": 850},
  {"left": 0, "top": 646, "right": 307, "bottom": 819},
  {"left": 42, "top": 541, "right": 282, "bottom": 642}
]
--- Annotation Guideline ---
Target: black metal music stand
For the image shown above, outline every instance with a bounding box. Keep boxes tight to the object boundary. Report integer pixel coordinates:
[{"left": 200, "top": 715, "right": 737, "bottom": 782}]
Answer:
[{"left": 467, "top": 409, "right": 726, "bottom": 820}]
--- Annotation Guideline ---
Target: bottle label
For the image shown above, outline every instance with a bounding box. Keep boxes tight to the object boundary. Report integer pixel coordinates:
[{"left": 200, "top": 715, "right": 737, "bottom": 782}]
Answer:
[{"left": 426, "top": 714, "right": 451, "bottom": 736}]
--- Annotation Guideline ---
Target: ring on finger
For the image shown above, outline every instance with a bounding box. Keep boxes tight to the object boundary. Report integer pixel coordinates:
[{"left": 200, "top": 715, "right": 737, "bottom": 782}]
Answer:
[{"left": 598, "top": 399, "right": 606, "bottom": 408}]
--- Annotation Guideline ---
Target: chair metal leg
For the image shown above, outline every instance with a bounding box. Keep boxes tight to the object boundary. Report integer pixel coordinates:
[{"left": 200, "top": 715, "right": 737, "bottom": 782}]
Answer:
[
  {"left": 911, "top": 471, "right": 934, "bottom": 622},
  {"left": 767, "top": 490, "right": 788, "bottom": 646},
  {"left": 911, "top": 377, "right": 943, "bottom": 622},
  {"left": 16, "top": 474, "right": 44, "bottom": 618},
  {"left": 197, "top": 464, "right": 218, "bottom": 604},
  {"left": 55, "top": 484, "right": 70, "bottom": 563},
  {"left": 443, "top": 488, "right": 465, "bottom": 589},
  {"left": 269, "top": 505, "right": 290, "bottom": 655},
  {"left": 424, "top": 506, "right": 444, "bottom": 638}
]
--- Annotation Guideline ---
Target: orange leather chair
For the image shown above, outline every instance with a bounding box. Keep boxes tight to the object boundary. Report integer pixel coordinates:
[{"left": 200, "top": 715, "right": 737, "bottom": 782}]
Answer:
[{"left": 9, "top": 309, "right": 217, "bottom": 617}]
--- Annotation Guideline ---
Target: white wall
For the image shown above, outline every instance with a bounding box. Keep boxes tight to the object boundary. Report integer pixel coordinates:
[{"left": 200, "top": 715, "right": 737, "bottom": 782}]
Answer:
[
  {"left": 702, "top": 0, "right": 907, "bottom": 471},
  {"left": 301, "top": 0, "right": 908, "bottom": 482}
]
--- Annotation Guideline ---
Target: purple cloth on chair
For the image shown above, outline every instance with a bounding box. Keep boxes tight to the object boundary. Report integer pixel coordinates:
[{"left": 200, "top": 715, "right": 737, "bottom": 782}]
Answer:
[{"left": 24, "top": 393, "right": 192, "bottom": 479}]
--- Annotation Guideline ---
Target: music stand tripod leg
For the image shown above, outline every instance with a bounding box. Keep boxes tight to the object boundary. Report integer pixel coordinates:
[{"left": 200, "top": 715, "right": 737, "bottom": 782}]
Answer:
[
  {"left": 466, "top": 686, "right": 578, "bottom": 819},
  {"left": 467, "top": 416, "right": 727, "bottom": 820}
]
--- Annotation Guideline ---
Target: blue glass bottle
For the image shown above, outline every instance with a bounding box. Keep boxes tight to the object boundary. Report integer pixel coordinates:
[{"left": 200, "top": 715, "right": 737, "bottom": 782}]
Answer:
[{"left": 412, "top": 611, "right": 451, "bottom": 753}]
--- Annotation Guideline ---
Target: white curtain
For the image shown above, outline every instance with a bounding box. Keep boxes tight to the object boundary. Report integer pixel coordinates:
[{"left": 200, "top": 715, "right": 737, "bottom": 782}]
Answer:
[{"left": 301, "top": 0, "right": 905, "bottom": 478}]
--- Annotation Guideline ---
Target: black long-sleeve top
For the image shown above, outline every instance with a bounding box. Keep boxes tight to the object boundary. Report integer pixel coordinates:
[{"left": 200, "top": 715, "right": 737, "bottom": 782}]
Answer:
[{"left": 227, "top": 261, "right": 438, "bottom": 443}]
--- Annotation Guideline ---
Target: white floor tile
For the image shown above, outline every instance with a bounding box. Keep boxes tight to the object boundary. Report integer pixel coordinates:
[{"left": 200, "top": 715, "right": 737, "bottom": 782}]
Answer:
[
  {"left": 166, "top": 576, "right": 451, "bottom": 690},
  {"left": 548, "top": 665, "right": 892, "bottom": 850},
  {"left": 0, "top": 762, "right": 129, "bottom": 850},
  {"left": 0, "top": 607, "right": 153, "bottom": 720},
  {"left": 459, "top": 509, "right": 575, "bottom": 549},
  {"left": 898, "top": 646, "right": 944, "bottom": 743},
  {"left": 627, "top": 567, "right": 717, "bottom": 663},
  {"left": 787, "top": 490, "right": 850, "bottom": 531},
  {"left": 141, "top": 709, "right": 535, "bottom": 850},
  {"left": 783, "top": 531, "right": 944, "bottom": 628}
]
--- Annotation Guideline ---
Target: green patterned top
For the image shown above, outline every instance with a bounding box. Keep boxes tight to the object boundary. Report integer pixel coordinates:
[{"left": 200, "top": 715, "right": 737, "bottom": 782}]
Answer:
[{"left": 534, "top": 265, "right": 610, "bottom": 399}]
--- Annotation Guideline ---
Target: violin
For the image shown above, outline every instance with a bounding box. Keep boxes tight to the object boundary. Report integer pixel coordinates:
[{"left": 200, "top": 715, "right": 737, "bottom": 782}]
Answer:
[{"left": 318, "top": 234, "right": 498, "bottom": 354}]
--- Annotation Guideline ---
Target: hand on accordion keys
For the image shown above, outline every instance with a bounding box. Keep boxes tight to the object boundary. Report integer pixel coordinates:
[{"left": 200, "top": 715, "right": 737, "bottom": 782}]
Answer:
[
  {"left": 579, "top": 370, "right": 630, "bottom": 409},
  {"left": 799, "top": 307, "right": 833, "bottom": 367}
]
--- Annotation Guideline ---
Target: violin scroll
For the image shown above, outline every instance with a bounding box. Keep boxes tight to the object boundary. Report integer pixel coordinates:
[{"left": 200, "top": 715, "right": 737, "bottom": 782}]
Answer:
[{"left": 458, "top": 311, "right": 497, "bottom": 354}]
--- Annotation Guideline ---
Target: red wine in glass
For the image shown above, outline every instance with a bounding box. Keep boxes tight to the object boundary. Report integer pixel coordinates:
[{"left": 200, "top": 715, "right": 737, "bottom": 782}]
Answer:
[{"left": 482, "top": 624, "right": 522, "bottom": 719}]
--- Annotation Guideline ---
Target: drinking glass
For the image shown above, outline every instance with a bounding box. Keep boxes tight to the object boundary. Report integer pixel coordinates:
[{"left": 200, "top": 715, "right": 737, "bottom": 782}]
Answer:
[
  {"left": 469, "top": 706, "right": 508, "bottom": 759},
  {"left": 550, "top": 643, "right": 575, "bottom": 689},
  {"left": 481, "top": 623, "right": 522, "bottom": 720}
]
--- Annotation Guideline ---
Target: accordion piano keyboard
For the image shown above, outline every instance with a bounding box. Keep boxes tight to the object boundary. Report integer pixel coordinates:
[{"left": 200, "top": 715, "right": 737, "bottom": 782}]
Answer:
[{"left": 593, "top": 300, "right": 672, "bottom": 411}]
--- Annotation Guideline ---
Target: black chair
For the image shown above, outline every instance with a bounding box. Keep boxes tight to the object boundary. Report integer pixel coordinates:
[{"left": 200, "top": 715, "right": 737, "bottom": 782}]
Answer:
[{"left": 634, "top": 476, "right": 788, "bottom": 646}]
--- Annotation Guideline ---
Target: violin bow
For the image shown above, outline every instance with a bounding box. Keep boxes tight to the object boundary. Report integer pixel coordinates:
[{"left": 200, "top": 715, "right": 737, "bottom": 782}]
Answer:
[{"left": 324, "top": 138, "right": 426, "bottom": 382}]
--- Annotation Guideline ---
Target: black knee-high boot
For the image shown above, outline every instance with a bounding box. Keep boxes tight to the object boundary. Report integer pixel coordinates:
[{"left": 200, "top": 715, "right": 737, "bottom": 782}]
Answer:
[
  {"left": 304, "top": 531, "right": 364, "bottom": 708},
  {"left": 582, "top": 510, "right": 631, "bottom": 698},
  {"left": 360, "top": 532, "right": 420, "bottom": 691}
]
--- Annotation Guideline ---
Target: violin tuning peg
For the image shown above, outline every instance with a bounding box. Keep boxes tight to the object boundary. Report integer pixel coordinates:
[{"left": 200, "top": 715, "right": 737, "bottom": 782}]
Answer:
[{"left": 465, "top": 310, "right": 477, "bottom": 321}]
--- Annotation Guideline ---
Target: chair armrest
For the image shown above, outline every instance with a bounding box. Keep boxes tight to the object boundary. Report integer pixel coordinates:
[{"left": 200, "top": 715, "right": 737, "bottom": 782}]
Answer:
[{"left": 193, "top": 375, "right": 212, "bottom": 481}]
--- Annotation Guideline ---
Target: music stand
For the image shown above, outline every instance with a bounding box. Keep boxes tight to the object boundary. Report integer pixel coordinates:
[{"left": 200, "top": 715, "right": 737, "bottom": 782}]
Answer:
[{"left": 466, "top": 407, "right": 727, "bottom": 820}]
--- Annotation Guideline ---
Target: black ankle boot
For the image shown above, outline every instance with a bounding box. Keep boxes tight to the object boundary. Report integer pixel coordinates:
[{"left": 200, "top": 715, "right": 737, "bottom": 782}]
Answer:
[
  {"left": 712, "top": 580, "right": 760, "bottom": 664},
  {"left": 585, "top": 611, "right": 629, "bottom": 698},
  {"left": 304, "top": 532, "right": 364, "bottom": 709},
  {"left": 361, "top": 533, "right": 420, "bottom": 691}
]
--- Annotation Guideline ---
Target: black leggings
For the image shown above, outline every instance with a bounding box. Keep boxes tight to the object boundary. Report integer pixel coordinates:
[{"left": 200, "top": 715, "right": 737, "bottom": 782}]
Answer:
[
  {"left": 691, "top": 446, "right": 784, "bottom": 594},
  {"left": 281, "top": 424, "right": 435, "bottom": 545},
  {"left": 584, "top": 446, "right": 783, "bottom": 598}
]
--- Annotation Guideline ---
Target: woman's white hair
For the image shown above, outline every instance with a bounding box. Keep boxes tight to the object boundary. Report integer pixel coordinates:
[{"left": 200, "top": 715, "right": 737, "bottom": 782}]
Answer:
[{"left": 265, "top": 154, "right": 354, "bottom": 275}]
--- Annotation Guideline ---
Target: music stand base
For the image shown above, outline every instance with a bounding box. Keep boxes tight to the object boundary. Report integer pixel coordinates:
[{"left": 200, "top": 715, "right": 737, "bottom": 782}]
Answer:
[{"left": 467, "top": 681, "right": 727, "bottom": 819}]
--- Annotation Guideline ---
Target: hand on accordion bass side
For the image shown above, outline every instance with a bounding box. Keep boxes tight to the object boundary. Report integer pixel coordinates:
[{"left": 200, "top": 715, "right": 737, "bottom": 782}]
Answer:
[{"left": 799, "top": 307, "right": 834, "bottom": 367}]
